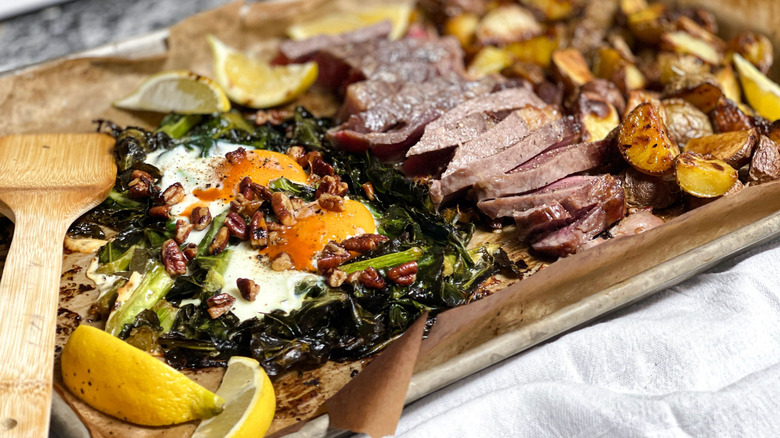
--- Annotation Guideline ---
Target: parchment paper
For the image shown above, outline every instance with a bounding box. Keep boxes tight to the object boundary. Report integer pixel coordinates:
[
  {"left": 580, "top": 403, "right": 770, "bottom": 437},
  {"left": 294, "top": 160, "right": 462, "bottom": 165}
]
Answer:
[{"left": 1, "top": 0, "right": 780, "bottom": 437}]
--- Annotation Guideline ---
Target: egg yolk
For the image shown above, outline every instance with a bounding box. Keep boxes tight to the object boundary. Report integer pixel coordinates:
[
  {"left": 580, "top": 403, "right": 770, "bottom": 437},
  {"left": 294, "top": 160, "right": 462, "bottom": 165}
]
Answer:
[
  {"left": 193, "top": 149, "right": 307, "bottom": 204},
  {"left": 262, "top": 199, "right": 376, "bottom": 271}
]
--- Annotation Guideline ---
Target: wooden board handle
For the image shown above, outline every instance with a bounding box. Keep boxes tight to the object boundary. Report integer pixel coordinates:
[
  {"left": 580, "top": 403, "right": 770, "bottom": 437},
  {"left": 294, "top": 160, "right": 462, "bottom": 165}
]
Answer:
[{"left": 0, "top": 212, "right": 68, "bottom": 437}]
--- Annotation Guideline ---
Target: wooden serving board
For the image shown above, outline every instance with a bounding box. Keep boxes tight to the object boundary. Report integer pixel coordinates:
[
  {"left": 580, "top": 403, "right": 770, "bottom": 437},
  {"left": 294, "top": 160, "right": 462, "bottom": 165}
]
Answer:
[{"left": 1, "top": 0, "right": 780, "bottom": 436}]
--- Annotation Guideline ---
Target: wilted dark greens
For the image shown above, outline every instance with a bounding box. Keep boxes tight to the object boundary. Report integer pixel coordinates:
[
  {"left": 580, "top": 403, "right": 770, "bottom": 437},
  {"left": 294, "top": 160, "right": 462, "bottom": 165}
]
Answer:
[{"left": 80, "top": 108, "right": 520, "bottom": 378}]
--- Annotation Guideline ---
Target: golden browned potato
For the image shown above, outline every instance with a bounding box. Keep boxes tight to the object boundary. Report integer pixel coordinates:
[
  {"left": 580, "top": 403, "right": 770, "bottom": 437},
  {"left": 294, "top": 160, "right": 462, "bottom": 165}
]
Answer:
[
  {"left": 625, "top": 89, "right": 665, "bottom": 123},
  {"left": 551, "top": 48, "right": 594, "bottom": 90},
  {"left": 627, "top": 3, "right": 670, "bottom": 44},
  {"left": 675, "top": 152, "right": 738, "bottom": 198},
  {"left": 662, "top": 98, "right": 713, "bottom": 147},
  {"left": 728, "top": 31, "right": 774, "bottom": 74},
  {"left": 664, "top": 74, "right": 723, "bottom": 113},
  {"left": 619, "top": 0, "right": 648, "bottom": 17},
  {"left": 520, "top": 0, "right": 581, "bottom": 21},
  {"left": 660, "top": 31, "right": 722, "bottom": 65},
  {"left": 577, "top": 91, "right": 620, "bottom": 142},
  {"left": 504, "top": 27, "right": 564, "bottom": 68},
  {"left": 475, "top": 4, "right": 543, "bottom": 45},
  {"left": 767, "top": 121, "right": 780, "bottom": 145},
  {"left": 593, "top": 47, "right": 648, "bottom": 94},
  {"left": 657, "top": 52, "right": 709, "bottom": 85},
  {"left": 684, "top": 129, "right": 758, "bottom": 168},
  {"left": 709, "top": 97, "right": 754, "bottom": 133},
  {"left": 467, "top": 46, "right": 512, "bottom": 78},
  {"left": 581, "top": 79, "right": 626, "bottom": 116},
  {"left": 502, "top": 60, "right": 547, "bottom": 85},
  {"left": 621, "top": 167, "right": 681, "bottom": 209},
  {"left": 618, "top": 102, "right": 680, "bottom": 175},
  {"left": 748, "top": 135, "right": 780, "bottom": 184},
  {"left": 444, "top": 13, "right": 480, "bottom": 47}
]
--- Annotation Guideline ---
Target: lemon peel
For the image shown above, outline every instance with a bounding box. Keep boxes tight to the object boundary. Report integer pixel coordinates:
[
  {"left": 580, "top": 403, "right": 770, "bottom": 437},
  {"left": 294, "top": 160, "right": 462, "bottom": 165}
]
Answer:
[{"left": 113, "top": 70, "right": 230, "bottom": 114}]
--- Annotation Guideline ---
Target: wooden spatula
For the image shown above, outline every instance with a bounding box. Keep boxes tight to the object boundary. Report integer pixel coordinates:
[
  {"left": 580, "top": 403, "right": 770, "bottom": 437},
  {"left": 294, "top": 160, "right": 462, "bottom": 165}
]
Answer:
[{"left": 0, "top": 133, "right": 116, "bottom": 437}]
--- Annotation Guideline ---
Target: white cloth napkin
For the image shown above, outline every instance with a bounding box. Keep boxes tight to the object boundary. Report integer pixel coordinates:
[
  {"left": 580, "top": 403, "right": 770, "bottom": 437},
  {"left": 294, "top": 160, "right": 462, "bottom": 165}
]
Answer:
[{"left": 394, "top": 239, "right": 780, "bottom": 437}]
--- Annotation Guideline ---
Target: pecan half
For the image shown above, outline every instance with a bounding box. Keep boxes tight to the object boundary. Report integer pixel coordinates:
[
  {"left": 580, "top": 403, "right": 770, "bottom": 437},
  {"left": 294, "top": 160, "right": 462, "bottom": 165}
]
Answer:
[
  {"left": 208, "top": 226, "right": 230, "bottom": 255},
  {"left": 149, "top": 205, "right": 172, "bottom": 219},
  {"left": 340, "top": 234, "right": 388, "bottom": 253},
  {"left": 236, "top": 278, "right": 259, "bottom": 302},
  {"left": 174, "top": 219, "right": 194, "bottom": 244},
  {"left": 315, "top": 241, "right": 351, "bottom": 274},
  {"left": 271, "top": 252, "right": 294, "bottom": 271},
  {"left": 238, "top": 177, "right": 255, "bottom": 200},
  {"left": 230, "top": 193, "right": 263, "bottom": 217},
  {"left": 328, "top": 269, "right": 347, "bottom": 287},
  {"left": 286, "top": 146, "right": 305, "bottom": 163},
  {"left": 225, "top": 212, "right": 249, "bottom": 241},
  {"left": 358, "top": 267, "right": 386, "bottom": 289},
  {"left": 161, "top": 239, "right": 187, "bottom": 276},
  {"left": 271, "top": 192, "right": 296, "bottom": 226},
  {"left": 318, "top": 193, "right": 345, "bottom": 212},
  {"left": 255, "top": 109, "right": 290, "bottom": 125},
  {"left": 316, "top": 175, "right": 349, "bottom": 198},
  {"left": 206, "top": 293, "right": 236, "bottom": 319},
  {"left": 250, "top": 182, "right": 273, "bottom": 202},
  {"left": 347, "top": 271, "right": 362, "bottom": 283},
  {"left": 249, "top": 211, "right": 268, "bottom": 248},
  {"left": 160, "top": 182, "right": 186, "bottom": 206},
  {"left": 361, "top": 182, "right": 376, "bottom": 201},
  {"left": 225, "top": 147, "right": 247, "bottom": 165},
  {"left": 182, "top": 243, "right": 198, "bottom": 261},
  {"left": 387, "top": 261, "right": 418, "bottom": 286},
  {"left": 128, "top": 170, "right": 154, "bottom": 198},
  {"left": 190, "top": 207, "right": 212, "bottom": 231}
]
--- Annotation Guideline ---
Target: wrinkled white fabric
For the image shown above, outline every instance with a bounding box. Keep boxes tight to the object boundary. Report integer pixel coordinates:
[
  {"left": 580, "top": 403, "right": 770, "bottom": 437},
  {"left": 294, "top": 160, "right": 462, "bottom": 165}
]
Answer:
[{"left": 394, "top": 238, "right": 780, "bottom": 437}]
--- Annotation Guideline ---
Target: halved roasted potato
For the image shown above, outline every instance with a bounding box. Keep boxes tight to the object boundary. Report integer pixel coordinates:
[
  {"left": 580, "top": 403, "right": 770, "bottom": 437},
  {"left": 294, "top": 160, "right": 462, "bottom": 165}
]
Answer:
[
  {"left": 657, "top": 52, "right": 709, "bottom": 85},
  {"left": 684, "top": 128, "right": 758, "bottom": 168},
  {"left": 621, "top": 167, "right": 681, "bottom": 209},
  {"left": 728, "top": 31, "right": 774, "bottom": 74},
  {"left": 675, "top": 152, "right": 738, "bottom": 198},
  {"left": 577, "top": 91, "right": 620, "bottom": 142},
  {"left": 659, "top": 31, "right": 721, "bottom": 65},
  {"left": 709, "top": 97, "right": 754, "bottom": 133},
  {"left": 593, "top": 46, "right": 647, "bottom": 94},
  {"left": 748, "top": 135, "right": 780, "bottom": 184},
  {"left": 664, "top": 74, "right": 723, "bottom": 113},
  {"left": 625, "top": 89, "right": 665, "bottom": 123},
  {"left": 475, "top": 4, "right": 543, "bottom": 45},
  {"left": 619, "top": 0, "right": 648, "bottom": 18},
  {"left": 618, "top": 102, "right": 680, "bottom": 175},
  {"left": 444, "top": 13, "right": 480, "bottom": 47},
  {"left": 627, "top": 3, "right": 669, "bottom": 44},
  {"left": 504, "top": 27, "right": 564, "bottom": 67},
  {"left": 467, "top": 46, "right": 512, "bottom": 78},
  {"left": 551, "top": 48, "right": 594, "bottom": 90},
  {"left": 662, "top": 98, "right": 713, "bottom": 147}
]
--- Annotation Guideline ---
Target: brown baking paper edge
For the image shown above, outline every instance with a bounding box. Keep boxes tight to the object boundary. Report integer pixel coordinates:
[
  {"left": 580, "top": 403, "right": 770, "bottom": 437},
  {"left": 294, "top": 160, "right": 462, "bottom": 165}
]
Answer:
[{"left": 2, "top": 0, "right": 780, "bottom": 436}]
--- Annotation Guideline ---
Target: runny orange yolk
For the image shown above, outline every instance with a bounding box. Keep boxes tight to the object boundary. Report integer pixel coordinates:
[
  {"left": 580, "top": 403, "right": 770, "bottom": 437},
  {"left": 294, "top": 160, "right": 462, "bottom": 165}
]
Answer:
[
  {"left": 262, "top": 199, "right": 376, "bottom": 271},
  {"left": 192, "top": 150, "right": 308, "bottom": 204}
]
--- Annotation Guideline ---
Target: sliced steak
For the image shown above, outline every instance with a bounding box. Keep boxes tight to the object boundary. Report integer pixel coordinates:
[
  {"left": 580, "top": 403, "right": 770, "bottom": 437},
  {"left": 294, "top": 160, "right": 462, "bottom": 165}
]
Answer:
[
  {"left": 531, "top": 205, "right": 609, "bottom": 257},
  {"left": 477, "top": 175, "right": 612, "bottom": 219},
  {"left": 407, "top": 87, "right": 545, "bottom": 157},
  {"left": 315, "top": 36, "right": 465, "bottom": 91},
  {"left": 279, "top": 21, "right": 393, "bottom": 62},
  {"left": 328, "top": 74, "right": 497, "bottom": 160},
  {"left": 431, "top": 115, "right": 579, "bottom": 202},
  {"left": 473, "top": 139, "right": 610, "bottom": 201},
  {"left": 513, "top": 201, "right": 572, "bottom": 238}
]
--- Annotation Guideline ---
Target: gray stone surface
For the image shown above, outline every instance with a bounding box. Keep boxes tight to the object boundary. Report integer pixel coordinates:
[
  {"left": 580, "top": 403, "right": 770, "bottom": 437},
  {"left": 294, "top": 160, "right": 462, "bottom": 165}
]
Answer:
[{"left": 0, "top": 0, "right": 236, "bottom": 73}]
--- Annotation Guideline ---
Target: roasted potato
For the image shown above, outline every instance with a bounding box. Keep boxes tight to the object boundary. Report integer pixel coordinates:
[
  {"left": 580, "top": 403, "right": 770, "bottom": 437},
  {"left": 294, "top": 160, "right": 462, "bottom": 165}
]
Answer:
[
  {"left": 728, "top": 31, "right": 773, "bottom": 74},
  {"left": 444, "top": 13, "right": 480, "bottom": 47},
  {"left": 520, "top": 0, "right": 581, "bottom": 21},
  {"left": 664, "top": 74, "right": 723, "bottom": 113},
  {"left": 657, "top": 52, "right": 709, "bottom": 86},
  {"left": 767, "top": 121, "right": 780, "bottom": 145},
  {"left": 502, "top": 60, "right": 547, "bottom": 85},
  {"left": 660, "top": 31, "right": 722, "bottom": 65},
  {"left": 581, "top": 79, "right": 626, "bottom": 116},
  {"left": 684, "top": 129, "right": 758, "bottom": 168},
  {"left": 504, "top": 26, "right": 564, "bottom": 68},
  {"left": 593, "top": 47, "right": 647, "bottom": 94},
  {"left": 709, "top": 97, "right": 754, "bottom": 133},
  {"left": 577, "top": 91, "right": 620, "bottom": 142},
  {"left": 627, "top": 3, "right": 670, "bottom": 44},
  {"left": 662, "top": 98, "right": 713, "bottom": 147},
  {"left": 625, "top": 89, "right": 665, "bottom": 123},
  {"left": 467, "top": 46, "right": 512, "bottom": 78},
  {"left": 619, "top": 0, "right": 648, "bottom": 17},
  {"left": 475, "top": 5, "right": 543, "bottom": 45},
  {"left": 551, "top": 48, "right": 594, "bottom": 90},
  {"left": 675, "top": 152, "right": 738, "bottom": 198},
  {"left": 618, "top": 102, "right": 680, "bottom": 175},
  {"left": 748, "top": 135, "right": 780, "bottom": 184},
  {"left": 621, "top": 167, "right": 681, "bottom": 209}
]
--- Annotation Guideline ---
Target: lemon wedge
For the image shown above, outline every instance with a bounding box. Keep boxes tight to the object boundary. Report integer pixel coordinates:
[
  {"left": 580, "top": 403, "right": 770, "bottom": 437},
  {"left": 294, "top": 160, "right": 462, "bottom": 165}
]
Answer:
[
  {"left": 61, "top": 325, "right": 224, "bottom": 426},
  {"left": 192, "top": 357, "right": 276, "bottom": 438},
  {"left": 113, "top": 70, "right": 231, "bottom": 114},
  {"left": 733, "top": 53, "right": 780, "bottom": 121},
  {"left": 208, "top": 35, "right": 318, "bottom": 109},
  {"left": 286, "top": 3, "right": 412, "bottom": 41}
]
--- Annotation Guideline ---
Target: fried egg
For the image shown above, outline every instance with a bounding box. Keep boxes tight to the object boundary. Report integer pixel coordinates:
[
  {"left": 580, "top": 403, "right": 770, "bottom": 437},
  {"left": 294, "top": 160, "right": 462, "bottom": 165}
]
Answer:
[{"left": 146, "top": 142, "right": 376, "bottom": 320}]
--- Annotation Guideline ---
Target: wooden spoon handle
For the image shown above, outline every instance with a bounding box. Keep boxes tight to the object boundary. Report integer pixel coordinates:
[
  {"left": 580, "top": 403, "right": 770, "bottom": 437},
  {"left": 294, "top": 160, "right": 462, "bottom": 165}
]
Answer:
[{"left": 0, "top": 212, "right": 68, "bottom": 437}]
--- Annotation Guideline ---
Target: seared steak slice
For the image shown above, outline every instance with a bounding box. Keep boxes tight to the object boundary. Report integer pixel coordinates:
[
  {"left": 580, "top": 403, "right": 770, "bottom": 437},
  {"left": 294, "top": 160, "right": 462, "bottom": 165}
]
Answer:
[
  {"left": 513, "top": 201, "right": 572, "bottom": 238},
  {"left": 477, "top": 175, "right": 611, "bottom": 219},
  {"left": 473, "top": 139, "right": 610, "bottom": 201},
  {"left": 531, "top": 205, "right": 609, "bottom": 257},
  {"left": 431, "top": 115, "right": 579, "bottom": 202},
  {"left": 315, "top": 36, "right": 465, "bottom": 91},
  {"left": 328, "top": 74, "right": 497, "bottom": 160},
  {"left": 279, "top": 21, "right": 393, "bottom": 62},
  {"left": 407, "top": 87, "right": 545, "bottom": 157}
]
